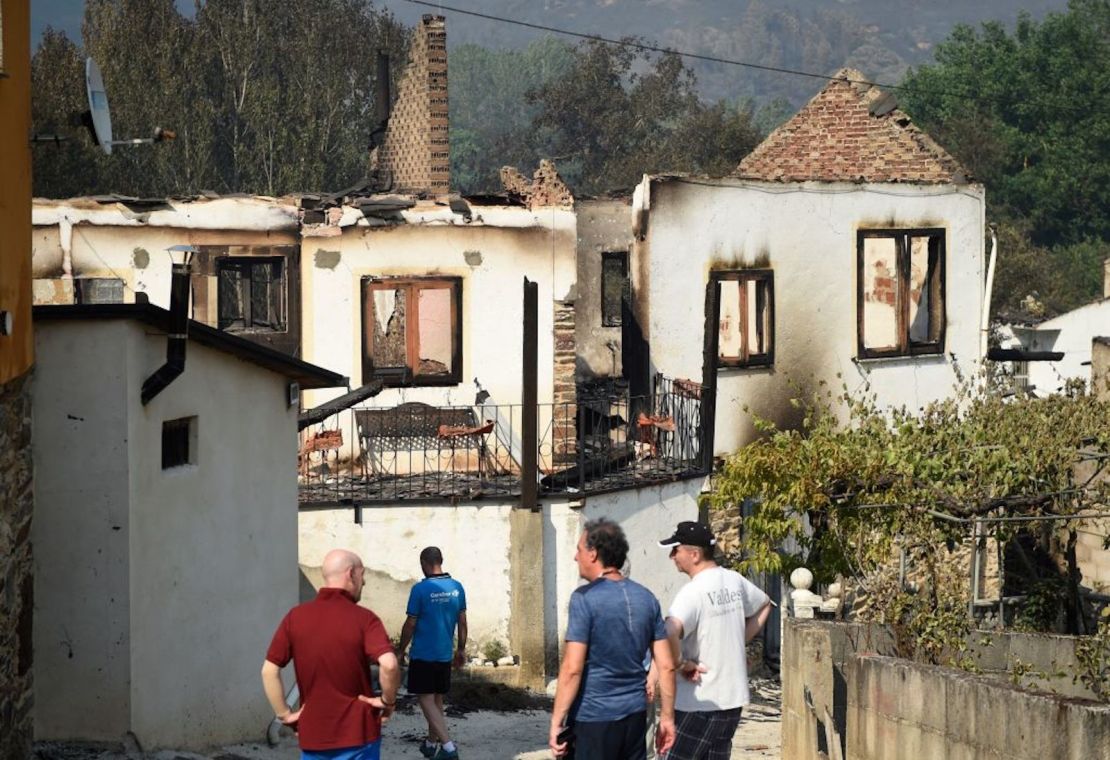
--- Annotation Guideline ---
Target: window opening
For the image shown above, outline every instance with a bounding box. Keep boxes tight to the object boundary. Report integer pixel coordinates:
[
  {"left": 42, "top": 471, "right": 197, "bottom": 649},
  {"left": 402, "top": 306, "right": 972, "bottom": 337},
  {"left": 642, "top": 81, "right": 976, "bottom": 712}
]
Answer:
[
  {"left": 712, "top": 270, "right": 774, "bottom": 369},
  {"left": 161, "top": 416, "right": 197, "bottom": 469},
  {"left": 362, "top": 277, "right": 462, "bottom": 386},
  {"left": 858, "top": 229, "right": 945, "bottom": 358},
  {"left": 74, "top": 277, "right": 125, "bottom": 304},
  {"left": 217, "top": 257, "right": 286, "bottom": 332},
  {"left": 601, "top": 251, "right": 629, "bottom": 327}
]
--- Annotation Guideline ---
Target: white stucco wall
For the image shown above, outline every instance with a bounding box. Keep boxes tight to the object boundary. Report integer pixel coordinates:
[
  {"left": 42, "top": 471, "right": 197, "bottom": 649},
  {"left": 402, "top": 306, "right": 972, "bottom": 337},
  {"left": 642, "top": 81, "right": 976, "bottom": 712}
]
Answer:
[
  {"left": 300, "top": 207, "right": 578, "bottom": 416},
  {"left": 544, "top": 478, "right": 705, "bottom": 658},
  {"left": 126, "top": 323, "right": 299, "bottom": 749},
  {"left": 297, "top": 503, "right": 514, "bottom": 653},
  {"left": 1021, "top": 299, "right": 1110, "bottom": 395},
  {"left": 636, "top": 177, "right": 985, "bottom": 454},
  {"left": 33, "top": 321, "right": 134, "bottom": 741},
  {"left": 32, "top": 317, "right": 300, "bottom": 750}
]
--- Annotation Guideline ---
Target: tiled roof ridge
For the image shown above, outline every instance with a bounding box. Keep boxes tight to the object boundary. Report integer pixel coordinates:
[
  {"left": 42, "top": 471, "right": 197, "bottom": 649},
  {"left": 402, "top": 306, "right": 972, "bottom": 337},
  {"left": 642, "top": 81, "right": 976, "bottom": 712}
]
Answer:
[{"left": 734, "top": 67, "right": 970, "bottom": 185}]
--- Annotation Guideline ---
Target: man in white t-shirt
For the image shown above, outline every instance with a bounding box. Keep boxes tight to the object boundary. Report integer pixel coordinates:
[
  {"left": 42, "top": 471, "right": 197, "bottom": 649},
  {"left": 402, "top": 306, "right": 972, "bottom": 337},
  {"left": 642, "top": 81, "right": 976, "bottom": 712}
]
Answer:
[{"left": 657, "top": 521, "right": 771, "bottom": 760}]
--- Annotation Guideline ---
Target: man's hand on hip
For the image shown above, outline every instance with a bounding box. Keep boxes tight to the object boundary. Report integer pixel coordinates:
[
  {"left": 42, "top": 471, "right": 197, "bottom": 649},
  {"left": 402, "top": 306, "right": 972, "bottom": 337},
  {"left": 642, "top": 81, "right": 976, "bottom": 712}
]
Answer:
[{"left": 357, "top": 694, "right": 396, "bottom": 725}]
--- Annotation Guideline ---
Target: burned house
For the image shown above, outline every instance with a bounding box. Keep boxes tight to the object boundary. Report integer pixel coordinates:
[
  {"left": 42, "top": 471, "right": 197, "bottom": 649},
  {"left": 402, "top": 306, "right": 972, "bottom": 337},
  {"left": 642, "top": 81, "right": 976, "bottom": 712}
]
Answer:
[{"left": 628, "top": 69, "right": 987, "bottom": 455}]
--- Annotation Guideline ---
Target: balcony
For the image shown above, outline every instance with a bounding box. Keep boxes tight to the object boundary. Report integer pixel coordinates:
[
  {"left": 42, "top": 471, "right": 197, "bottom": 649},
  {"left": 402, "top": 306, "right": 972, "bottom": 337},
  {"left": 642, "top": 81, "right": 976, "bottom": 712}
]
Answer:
[{"left": 298, "top": 376, "right": 708, "bottom": 505}]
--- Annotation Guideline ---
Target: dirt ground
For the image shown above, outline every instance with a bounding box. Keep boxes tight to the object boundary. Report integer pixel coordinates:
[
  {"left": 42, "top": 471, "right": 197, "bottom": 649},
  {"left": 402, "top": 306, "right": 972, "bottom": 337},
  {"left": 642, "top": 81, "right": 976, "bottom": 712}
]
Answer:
[{"left": 36, "top": 678, "right": 782, "bottom": 760}]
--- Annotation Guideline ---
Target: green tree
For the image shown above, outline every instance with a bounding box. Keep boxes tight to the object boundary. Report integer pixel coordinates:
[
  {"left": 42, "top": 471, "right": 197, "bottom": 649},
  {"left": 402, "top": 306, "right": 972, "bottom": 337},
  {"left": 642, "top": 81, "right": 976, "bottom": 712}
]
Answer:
[
  {"left": 30, "top": 27, "right": 97, "bottom": 197},
  {"left": 708, "top": 378, "right": 1110, "bottom": 654},
  {"left": 900, "top": 0, "right": 1110, "bottom": 248},
  {"left": 449, "top": 37, "right": 575, "bottom": 194},
  {"left": 526, "top": 40, "right": 764, "bottom": 194},
  {"left": 31, "top": 0, "right": 406, "bottom": 197}
]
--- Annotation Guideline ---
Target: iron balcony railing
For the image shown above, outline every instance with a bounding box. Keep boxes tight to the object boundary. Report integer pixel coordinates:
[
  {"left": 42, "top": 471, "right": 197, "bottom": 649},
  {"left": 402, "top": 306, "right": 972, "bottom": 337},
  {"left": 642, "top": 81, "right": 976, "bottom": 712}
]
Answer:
[{"left": 298, "top": 375, "right": 708, "bottom": 505}]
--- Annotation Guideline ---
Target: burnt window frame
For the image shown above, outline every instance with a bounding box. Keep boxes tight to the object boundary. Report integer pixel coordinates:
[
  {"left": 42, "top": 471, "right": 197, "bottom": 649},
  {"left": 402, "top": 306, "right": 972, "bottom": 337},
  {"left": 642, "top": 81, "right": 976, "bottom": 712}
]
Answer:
[
  {"left": 601, "top": 250, "right": 630, "bottom": 327},
  {"left": 360, "top": 276, "right": 463, "bottom": 387},
  {"left": 161, "top": 416, "right": 197, "bottom": 470},
  {"left": 710, "top": 269, "right": 775, "bottom": 370},
  {"left": 856, "top": 228, "right": 946, "bottom": 360},
  {"left": 216, "top": 256, "right": 287, "bottom": 334}
]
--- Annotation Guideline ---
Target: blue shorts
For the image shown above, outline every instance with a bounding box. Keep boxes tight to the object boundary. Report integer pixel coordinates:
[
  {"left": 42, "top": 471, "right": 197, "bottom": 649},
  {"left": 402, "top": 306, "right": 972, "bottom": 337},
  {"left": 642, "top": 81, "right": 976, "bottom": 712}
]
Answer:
[{"left": 302, "top": 741, "right": 380, "bottom": 760}]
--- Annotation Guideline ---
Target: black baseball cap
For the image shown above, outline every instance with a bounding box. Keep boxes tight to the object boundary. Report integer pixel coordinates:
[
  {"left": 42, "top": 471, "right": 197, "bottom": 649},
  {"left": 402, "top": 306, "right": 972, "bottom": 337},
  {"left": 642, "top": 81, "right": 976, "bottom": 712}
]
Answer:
[{"left": 659, "top": 521, "right": 716, "bottom": 549}]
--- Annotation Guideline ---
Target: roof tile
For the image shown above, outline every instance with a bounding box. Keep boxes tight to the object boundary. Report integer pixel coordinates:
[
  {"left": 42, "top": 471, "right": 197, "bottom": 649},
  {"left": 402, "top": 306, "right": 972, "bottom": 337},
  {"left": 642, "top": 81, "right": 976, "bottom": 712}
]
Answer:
[{"left": 734, "top": 68, "right": 969, "bottom": 184}]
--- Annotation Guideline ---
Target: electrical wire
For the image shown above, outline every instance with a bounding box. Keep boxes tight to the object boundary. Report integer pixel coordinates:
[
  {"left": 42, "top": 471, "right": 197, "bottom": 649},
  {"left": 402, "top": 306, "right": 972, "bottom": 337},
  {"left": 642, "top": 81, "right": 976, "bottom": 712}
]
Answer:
[
  {"left": 407, "top": 0, "right": 1008, "bottom": 104},
  {"left": 405, "top": 0, "right": 1098, "bottom": 117}
]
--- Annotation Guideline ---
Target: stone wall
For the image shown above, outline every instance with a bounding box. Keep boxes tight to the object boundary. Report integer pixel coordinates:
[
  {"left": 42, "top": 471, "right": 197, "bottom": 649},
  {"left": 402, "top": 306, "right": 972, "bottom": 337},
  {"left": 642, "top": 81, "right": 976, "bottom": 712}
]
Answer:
[
  {"left": 0, "top": 370, "right": 33, "bottom": 760},
  {"left": 552, "top": 300, "right": 576, "bottom": 464},
  {"left": 377, "top": 15, "right": 449, "bottom": 194}
]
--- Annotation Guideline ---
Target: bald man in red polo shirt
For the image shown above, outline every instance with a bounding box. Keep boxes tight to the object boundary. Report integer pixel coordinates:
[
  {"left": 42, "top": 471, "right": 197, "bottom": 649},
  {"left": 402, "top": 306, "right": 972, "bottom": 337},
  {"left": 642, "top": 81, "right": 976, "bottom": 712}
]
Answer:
[{"left": 262, "top": 549, "right": 401, "bottom": 760}]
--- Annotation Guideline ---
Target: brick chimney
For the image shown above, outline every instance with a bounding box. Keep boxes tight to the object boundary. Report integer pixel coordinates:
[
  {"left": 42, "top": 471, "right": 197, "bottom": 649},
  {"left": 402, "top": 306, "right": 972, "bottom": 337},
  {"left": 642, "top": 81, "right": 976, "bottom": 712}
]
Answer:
[{"left": 376, "top": 15, "right": 449, "bottom": 195}]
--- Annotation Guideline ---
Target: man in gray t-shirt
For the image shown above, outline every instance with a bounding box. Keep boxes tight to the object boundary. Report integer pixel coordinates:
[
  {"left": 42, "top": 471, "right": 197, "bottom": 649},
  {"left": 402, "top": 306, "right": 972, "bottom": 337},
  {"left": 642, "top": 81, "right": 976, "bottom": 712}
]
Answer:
[
  {"left": 658, "top": 521, "right": 771, "bottom": 760},
  {"left": 550, "top": 518, "right": 676, "bottom": 759}
]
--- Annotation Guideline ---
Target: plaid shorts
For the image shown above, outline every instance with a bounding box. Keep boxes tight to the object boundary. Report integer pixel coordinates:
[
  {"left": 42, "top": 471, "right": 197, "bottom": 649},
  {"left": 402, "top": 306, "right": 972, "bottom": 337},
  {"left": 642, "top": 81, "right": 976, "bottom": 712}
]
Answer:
[{"left": 663, "top": 708, "right": 743, "bottom": 760}]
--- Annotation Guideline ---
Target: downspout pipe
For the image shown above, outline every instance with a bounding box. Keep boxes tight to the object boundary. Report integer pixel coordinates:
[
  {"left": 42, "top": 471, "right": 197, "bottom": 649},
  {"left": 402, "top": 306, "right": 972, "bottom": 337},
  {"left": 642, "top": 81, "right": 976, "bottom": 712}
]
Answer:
[
  {"left": 980, "top": 225, "right": 998, "bottom": 359},
  {"left": 141, "top": 260, "right": 190, "bottom": 405}
]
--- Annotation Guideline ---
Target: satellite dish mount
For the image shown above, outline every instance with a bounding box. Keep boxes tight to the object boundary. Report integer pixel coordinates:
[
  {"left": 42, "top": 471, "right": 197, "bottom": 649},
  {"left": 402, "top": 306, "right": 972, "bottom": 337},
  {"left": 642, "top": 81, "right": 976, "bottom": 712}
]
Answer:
[{"left": 82, "top": 57, "right": 175, "bottom": 154}]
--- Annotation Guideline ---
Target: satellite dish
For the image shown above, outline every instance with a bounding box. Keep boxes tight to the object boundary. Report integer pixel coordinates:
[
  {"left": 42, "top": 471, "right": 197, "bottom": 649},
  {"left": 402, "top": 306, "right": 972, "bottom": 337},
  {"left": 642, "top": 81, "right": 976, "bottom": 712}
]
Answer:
[{"left": 85, "top": 57, "right": 114, "bottom": 155}]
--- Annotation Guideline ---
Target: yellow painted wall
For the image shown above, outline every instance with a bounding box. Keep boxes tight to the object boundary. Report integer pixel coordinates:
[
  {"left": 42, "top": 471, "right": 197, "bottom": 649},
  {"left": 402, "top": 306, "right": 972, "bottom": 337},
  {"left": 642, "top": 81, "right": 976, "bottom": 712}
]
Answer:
[{"left": 0, "top": 0, "right": 33, "bottom": 382}]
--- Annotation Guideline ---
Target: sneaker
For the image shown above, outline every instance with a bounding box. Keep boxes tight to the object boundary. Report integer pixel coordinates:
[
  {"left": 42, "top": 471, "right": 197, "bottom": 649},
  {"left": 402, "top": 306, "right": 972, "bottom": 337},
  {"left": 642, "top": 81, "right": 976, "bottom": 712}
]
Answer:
[
  {"left": 419, "top": 741, "right": 437, "bottom": 758},
  {"left": 430, "top": 746, "right": 458, "bottom": 760}
]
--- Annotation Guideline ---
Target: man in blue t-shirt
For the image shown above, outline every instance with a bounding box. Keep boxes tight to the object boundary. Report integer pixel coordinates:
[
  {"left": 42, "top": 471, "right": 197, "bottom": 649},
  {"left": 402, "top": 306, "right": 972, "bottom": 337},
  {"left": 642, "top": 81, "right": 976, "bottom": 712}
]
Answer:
[
  {"left": 398, "top": 547, "right": 467, "bottom": 760},
  {"left": 550, "top": 518, "right": 676, "bottom": 759}
]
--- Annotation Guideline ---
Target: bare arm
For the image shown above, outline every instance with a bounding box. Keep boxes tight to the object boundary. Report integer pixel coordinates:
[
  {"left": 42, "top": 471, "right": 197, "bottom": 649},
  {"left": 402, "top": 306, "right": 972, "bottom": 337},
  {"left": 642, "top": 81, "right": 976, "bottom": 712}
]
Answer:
[
  {"left": 377, "top": 651, "right": 400, "bottom": 704},
  {"left": 651, "top": 636, "right": 677, "bottom": 754},
  {"left": 745, "top": 600, "right": 772, "bottom": 643},
  {"left": 357, "top": 651, "right": 400, "bottom": 723},
  {"left": 665, "top": 616, "right": 706, "bottom": 683},
  {"left": 548, "top": 641, "right": 587, "bottom": 756},
  {"left": 261, "top": 660, "right": 301, "bottom": 724},
  {"left": 454, "top": 611, "right": 468, "bottom": 666},
  {"left": 398, "top": 615, "right": 417, "bottom": 656}
]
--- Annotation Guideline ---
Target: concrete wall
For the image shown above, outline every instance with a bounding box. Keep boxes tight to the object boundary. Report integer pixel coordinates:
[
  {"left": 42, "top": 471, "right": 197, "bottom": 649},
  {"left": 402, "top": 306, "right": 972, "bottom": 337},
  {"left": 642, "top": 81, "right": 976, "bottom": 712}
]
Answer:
[
  {"left": 846, "top": 654, "right": 1110, "bottom": 759},
  {"left": 576, "top": 199, "right": 633, "bottom": 379},
  {"left": 33, "top": 319, "right": 300, "bottom": 750},
  {"left": 300, "top": 206, "right": 577, "bottom": 415},
  {"left": 635, "top": 177, "right": 985, "bottom": 455},
  {"left": 1022, "top": 300, "right": 1110, "bottom": 394},
  {"left": 783, "top": 619, "right": 1110, "bottom": 760},
  {"left": 544, "top": 478, "right": 705, "bottom": 670},
  {"left": 298, "top": 503, "right": 514, "bottom": 652},
  {"left": 33, "top": 321, "right": 134, "bottom": 741}
]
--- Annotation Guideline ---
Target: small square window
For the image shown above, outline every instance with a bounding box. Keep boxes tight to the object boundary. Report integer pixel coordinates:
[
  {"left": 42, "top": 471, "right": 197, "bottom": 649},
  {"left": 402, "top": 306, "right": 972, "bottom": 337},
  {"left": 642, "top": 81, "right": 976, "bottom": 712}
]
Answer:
[
  {"left": 712, "top": 270, "right": 774, "bottom": 369},
  {"left": 601, "top": 251, "right": 629, "bottom": 327},
  {"left": 162, "top": 417, "right": 197, "bottom": 469},
  {"left": 858, "top": 229, "right": 945, "bottom": 358}
]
